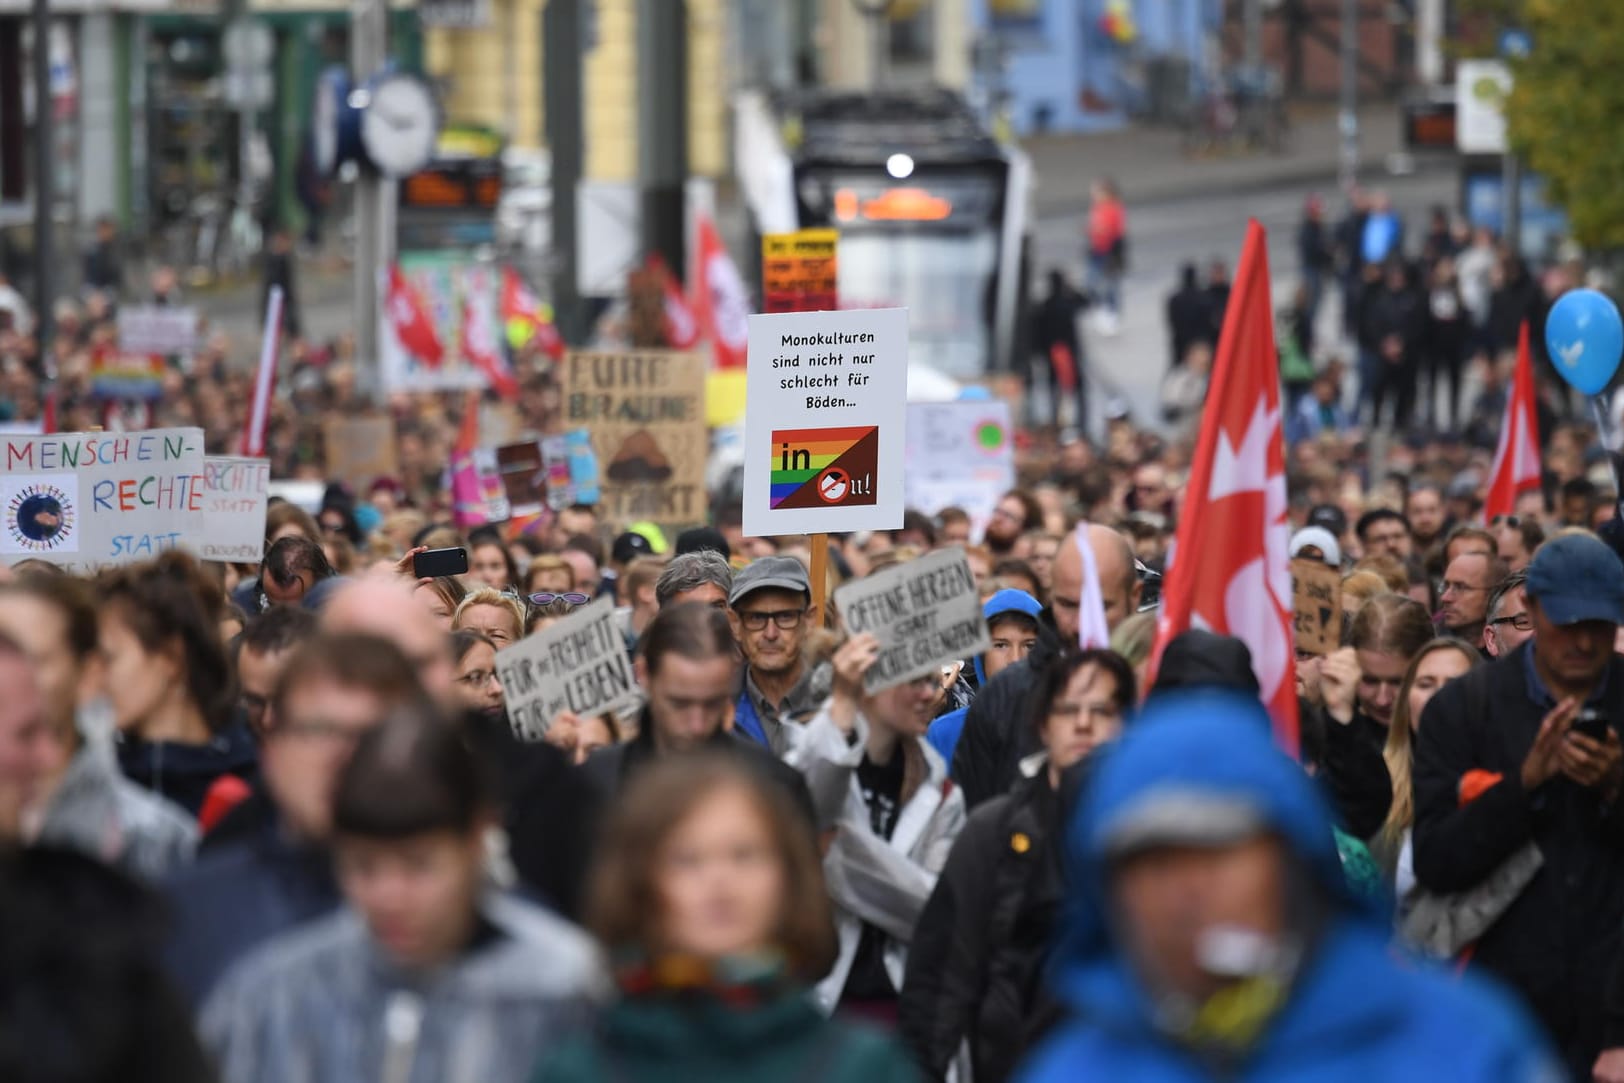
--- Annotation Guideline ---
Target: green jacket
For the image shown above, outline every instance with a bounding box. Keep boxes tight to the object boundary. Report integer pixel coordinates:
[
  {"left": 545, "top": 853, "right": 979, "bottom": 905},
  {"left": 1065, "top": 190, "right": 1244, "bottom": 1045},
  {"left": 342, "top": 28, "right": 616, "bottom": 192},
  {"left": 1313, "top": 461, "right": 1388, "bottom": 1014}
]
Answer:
[{"left": 532, "top": 987, "right": 918, "bottom": 1083}]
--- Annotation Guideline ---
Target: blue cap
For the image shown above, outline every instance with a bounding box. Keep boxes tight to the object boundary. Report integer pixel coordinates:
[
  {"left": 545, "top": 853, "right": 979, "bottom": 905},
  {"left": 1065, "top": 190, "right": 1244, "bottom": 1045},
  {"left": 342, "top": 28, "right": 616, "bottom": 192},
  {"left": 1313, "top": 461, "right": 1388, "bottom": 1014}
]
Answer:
[
  {"left": 1525, "top": 533, "right": 1624, "bottom": 626},
  {"left": 984, "top": 588, "right": 1042, "bottom": 622}
]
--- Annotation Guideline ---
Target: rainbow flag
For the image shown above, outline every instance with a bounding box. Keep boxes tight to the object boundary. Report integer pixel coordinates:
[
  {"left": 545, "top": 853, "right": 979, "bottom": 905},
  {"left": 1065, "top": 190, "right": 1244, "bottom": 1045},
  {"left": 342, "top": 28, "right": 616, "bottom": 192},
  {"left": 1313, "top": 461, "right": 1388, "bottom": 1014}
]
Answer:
[{"left": 769, "top": 425, "right": 879, "bottom": 510}]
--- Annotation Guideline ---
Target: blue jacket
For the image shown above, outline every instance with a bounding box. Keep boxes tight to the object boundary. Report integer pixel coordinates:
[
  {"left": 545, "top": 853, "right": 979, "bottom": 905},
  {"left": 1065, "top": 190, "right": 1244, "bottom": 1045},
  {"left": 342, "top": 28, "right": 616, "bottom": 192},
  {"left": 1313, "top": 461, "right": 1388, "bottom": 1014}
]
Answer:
[
  {"left": 1018, "top": 691, "right": 1561, "bottom": 1083},
  {"left": 928, "top": 589, "right": 1042, "bottom": 764}
]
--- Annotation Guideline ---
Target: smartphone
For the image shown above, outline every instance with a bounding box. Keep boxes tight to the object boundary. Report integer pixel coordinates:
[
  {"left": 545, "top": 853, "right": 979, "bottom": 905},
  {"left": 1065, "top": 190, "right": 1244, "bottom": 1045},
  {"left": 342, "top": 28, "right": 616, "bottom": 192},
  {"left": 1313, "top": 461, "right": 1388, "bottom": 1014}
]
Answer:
[
  {"left": 413, "top": 547, "right": 469, "bottom": 579},
  {"left": 1574, "top": 707, "right": 1611, "bottom": 740}
]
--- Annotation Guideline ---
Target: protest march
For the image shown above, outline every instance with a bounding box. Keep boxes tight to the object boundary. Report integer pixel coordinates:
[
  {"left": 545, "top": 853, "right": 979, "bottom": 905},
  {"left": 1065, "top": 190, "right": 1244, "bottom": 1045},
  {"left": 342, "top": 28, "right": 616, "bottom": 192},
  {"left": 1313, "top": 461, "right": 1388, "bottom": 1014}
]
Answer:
[{"left": 9, "top": 10, "right": 1624, "bottom": 1081}]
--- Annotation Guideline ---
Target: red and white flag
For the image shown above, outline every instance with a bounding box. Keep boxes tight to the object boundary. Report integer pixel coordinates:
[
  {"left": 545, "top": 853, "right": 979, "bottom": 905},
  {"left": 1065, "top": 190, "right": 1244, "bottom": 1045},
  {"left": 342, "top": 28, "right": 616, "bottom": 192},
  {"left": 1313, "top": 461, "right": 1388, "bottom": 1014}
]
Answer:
[
  {"left": 692, "top": 212, "right": 749, "bottom": 369},
  {"left": 240, "top": 286, "right": 282, "bottom": 456},
  {"left": 386, "top": 264, "right": 445, "bottom": 367},
  {"left": 1484, "top": 322, "right": 1542, "bottom": 520},
  {"left": 1073, "top": 522, "right": 1112, "bottom": 649},
  {"left": 648, "top": 253, "right": 700, "bottom": 349},
  {"left": 461, "top": 291, "right": 520, "bottom": 401},
  {"left": 1148, "top": 220, "right": 1299, "bottom": 754},
  {"left": 500, "top": 267, "right": 565, "bottom": 361}
]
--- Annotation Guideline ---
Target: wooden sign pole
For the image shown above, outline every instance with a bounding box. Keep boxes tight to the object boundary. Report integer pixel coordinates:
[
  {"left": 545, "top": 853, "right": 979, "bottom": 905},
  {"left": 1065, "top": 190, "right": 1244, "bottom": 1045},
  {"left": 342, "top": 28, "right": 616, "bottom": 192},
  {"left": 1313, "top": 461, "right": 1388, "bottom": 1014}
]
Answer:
[{"left": 810, "top": 532, "right": 828, "bottom": 627}]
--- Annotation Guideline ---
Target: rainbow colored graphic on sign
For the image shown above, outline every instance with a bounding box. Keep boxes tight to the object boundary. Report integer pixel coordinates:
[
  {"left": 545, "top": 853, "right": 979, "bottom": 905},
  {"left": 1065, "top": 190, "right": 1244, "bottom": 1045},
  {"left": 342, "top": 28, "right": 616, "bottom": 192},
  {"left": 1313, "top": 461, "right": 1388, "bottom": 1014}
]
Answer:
[{"left": 769, "top": 426, "right": 879, "bottom": 511}]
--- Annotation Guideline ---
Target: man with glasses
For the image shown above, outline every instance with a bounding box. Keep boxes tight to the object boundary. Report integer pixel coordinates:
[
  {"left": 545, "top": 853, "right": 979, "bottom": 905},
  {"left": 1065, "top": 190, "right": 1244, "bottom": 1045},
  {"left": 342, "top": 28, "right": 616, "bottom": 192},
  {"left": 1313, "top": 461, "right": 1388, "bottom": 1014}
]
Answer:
[
  {"left": 163, "top": 635, "right": 428, "bottom": 1007},
  {"left": 1438, "top": 549, "right": 1507, "bottom": 653},
  {"left": 727, "top": 556, "right": 831, "bottom": 755},
  {"left": 1485, "top": 571, "right": 1533, "bottom": 660},
  {"left": 1356, "top": 508, "right": 1413, "bottom": 561},
  {"left": 234, "top": 606, "right": 316, "bottom": 740}
]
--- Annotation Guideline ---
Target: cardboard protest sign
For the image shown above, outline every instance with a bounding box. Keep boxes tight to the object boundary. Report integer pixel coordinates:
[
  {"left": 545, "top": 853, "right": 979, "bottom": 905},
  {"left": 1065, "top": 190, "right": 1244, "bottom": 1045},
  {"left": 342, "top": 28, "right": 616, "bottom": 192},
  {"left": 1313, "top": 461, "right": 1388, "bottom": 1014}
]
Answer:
[
  {"left": 904, "top": 401, "right": 1014, "bottom": 536},
  {"left": 496, "top": 441, "right": 547, "bottom": 518},
  {"left": 494, "top": 598, "right": 641, "bottom": 740},
  {"left": 117, "top": 305, "right": 199, "bottom": 357},
  {"left": 322, "top": 416, "right": 400, "bottom": 493},
  {"left": 834, "top": 547, "right": 991, "bottom": 694},
  {"left": 762, "top": 229, "right": 838, "bottom": 313},
  {"left": 562, "top": 350, "right": 706, "bottom": 535},
  {"left": 198, "top": 456, "right": 270, "bottom": 563},
  {"left": 0, "top": 428, "right": 206, "bottom": 571},
  {"left": 1291, "top": 558, "right": 1343, "bottom": 656},
  {"left": 744, "top": 307, "right": 908, "bottom": 537}
]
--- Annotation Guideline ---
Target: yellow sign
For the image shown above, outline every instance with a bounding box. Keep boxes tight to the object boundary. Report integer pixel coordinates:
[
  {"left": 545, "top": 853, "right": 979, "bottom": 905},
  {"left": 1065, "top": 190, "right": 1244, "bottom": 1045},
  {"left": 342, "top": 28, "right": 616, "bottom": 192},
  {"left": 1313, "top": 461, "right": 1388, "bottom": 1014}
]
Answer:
[{"left": 761, "top": 228, "right": 838, "bottom": 314}]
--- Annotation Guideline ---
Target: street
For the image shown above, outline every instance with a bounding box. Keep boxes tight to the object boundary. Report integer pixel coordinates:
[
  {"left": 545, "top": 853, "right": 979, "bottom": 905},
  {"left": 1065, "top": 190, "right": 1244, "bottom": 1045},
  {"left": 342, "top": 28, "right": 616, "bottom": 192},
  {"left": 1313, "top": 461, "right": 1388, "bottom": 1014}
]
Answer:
[{"left": 1031, "top": 163, "right": 1458, "bottom": 436}]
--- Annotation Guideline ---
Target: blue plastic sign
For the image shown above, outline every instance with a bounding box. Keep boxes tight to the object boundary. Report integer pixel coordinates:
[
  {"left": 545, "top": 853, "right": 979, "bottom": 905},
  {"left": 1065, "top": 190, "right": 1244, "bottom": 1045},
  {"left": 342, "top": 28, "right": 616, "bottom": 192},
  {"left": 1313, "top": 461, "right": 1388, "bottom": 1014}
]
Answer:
[{"left": 1546, "top": 289, "right": 1624, "bottom": 396}]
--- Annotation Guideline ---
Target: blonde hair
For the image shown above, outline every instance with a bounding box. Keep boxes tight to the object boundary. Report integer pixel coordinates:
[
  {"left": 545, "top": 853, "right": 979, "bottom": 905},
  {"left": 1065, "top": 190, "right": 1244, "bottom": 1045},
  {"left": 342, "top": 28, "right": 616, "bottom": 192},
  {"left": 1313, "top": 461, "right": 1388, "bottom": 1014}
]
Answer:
[
  {"left": 1352, "top": 554, "right": 1408, "bottom": 594},
  {"left": 453, "top": 587, "right": 527, "bottom": 642},
  {"left": 1377, "top": 638, "right": 1481, "bottom": 868}
]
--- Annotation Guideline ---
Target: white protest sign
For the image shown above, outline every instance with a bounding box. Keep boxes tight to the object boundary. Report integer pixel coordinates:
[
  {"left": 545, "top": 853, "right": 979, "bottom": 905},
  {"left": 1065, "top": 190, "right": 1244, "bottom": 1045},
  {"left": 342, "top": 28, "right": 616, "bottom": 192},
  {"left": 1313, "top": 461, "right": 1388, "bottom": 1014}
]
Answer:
[
  {"left": 743, "top": 307, "right": 908, "bottom": 537},
  {"left": 0, "top": 428, "right": 206, "bottom": 571},
  {"left": 834, "top": 546, "right": 990, "bottom": 694},
  {"left": 117, "top": 305, "right": 200, "bottom": 356},
  {"left": 199, "top": 456, "right": 270, "bottom": 563},
  {"left": 904, "top": 401, "right": 1015, "bottom": 537},
  {"left": 494, "top": 597, "right": 640, "bottom": 740}
]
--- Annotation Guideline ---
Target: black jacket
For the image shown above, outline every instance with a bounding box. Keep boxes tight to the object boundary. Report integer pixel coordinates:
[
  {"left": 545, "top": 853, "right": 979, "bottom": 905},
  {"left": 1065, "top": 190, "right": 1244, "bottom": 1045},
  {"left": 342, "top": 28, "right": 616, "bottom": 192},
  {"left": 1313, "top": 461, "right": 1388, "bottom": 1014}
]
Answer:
[
  {"left": 581, "top": 716, "right": 817, "bottom": 829},
  {"left": 0, "top": 848, "right": 213, "bottom": 1083},
  {"left": 1165, "top": 284, "right": 1213, "bottom": 368},
  {"left": 950, "top": 617, "right": 1062, "bottom": 810},
  {"left": 900, "top": 773, "right": 1065, "bottom": 1083},
  {"left": 1319, "top": 706, "right": 1393, "bottom": 840},
  {"left": 465, "top": 711, "right": 603, "bottom": 920},
  {"left": 1413, "top": 644, "right": 1624, "bottom": 1077}
]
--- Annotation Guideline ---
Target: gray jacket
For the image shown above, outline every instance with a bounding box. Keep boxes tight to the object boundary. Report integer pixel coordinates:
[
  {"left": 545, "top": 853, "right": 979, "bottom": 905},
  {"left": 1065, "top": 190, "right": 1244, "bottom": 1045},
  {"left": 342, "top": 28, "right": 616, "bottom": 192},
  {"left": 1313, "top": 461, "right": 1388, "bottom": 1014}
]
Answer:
[
  {"left": 201, "top": 893, "right": 607, "bottom": 1083},
  {"left": 36, "top": 748, "right": 197, "bottom": 881}
]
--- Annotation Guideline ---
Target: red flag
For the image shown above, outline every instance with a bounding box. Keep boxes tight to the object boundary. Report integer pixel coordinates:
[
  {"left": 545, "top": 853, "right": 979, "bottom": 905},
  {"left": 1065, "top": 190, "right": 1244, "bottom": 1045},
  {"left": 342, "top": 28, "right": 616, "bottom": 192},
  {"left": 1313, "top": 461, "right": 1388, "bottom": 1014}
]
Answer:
[
  {"left": 692, "top": 212, "right": 749, "bottom": 369},
  {"left": 1485, "top": 322, "right": 1542, "bottom": 520},
  {"left": 41, "top": 386, "right": 56, "bottom": 435},
  {"left": 500, "top": 268, "right": 565, "bottom": 361},
  {"left": 240, "top": 285, "right": 283, "bottom": 456},
  {"left": 1148, "top": 220, "right": 1299, "bottom": 754},
  {"left": 461, "top": 291, "right": 519, "bottom": 401},
  {"left": 647, "top": 253, "right": 700, "bottom": 349},
  {"left": 386, "top": 264, "right": 445, "bottom": 367}
]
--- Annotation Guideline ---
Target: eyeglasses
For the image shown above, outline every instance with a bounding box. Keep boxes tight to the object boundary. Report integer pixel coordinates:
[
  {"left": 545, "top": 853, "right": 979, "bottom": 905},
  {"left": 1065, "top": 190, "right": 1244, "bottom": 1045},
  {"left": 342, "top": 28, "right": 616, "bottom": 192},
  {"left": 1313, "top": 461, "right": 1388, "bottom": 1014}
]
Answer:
[
  {"left": 1489, "top": 612, "right": 1533, "bottom": 631},
  {"left": 457, "top": 668, "right": 498, "bottom": 687},
  {"left": 529, "top": 592, "right": 591, "bottom": 606},
  {"left": 735, "top": 607, "right": 807, "bottom": 631},
  {"left": 1440, "top": 580, "right": 1487, "bottom": 596},
  {"left": 1490, "top": 516, "right": 1521, "bottom": 528}
]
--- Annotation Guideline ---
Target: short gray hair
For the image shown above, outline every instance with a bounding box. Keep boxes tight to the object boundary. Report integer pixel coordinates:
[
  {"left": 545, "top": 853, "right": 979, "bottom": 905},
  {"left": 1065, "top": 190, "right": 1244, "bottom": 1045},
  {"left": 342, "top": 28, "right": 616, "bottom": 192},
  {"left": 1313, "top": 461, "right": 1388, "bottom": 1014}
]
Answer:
[{"left": 655, "top": 550, "right": 734, "bottom": 608}]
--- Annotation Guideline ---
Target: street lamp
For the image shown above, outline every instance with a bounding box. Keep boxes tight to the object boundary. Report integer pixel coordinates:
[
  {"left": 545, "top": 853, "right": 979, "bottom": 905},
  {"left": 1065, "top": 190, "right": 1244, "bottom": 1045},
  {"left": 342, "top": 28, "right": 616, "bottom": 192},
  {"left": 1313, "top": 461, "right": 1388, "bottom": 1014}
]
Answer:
[{"left": 850, "top": 0, "right": 894, "bottom": 90}]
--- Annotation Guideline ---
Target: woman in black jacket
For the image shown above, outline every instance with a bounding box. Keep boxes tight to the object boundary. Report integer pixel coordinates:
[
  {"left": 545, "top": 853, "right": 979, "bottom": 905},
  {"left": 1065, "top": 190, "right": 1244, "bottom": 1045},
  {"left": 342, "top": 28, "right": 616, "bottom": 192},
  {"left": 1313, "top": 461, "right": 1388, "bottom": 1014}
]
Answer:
[
  {"left": 1423, "top": 256, "right": 1471, "bottom": 431},
  {"left": 898, "top": 649, "right": 1136, "bottom": 1083}
]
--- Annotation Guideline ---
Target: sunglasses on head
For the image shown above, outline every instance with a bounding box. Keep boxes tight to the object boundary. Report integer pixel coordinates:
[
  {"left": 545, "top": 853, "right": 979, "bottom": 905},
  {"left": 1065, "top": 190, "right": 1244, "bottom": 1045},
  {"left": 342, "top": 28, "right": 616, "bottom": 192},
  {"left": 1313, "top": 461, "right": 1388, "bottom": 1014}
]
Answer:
[{"left": 529, "top": 592, "right": 591, "bottom": 606}]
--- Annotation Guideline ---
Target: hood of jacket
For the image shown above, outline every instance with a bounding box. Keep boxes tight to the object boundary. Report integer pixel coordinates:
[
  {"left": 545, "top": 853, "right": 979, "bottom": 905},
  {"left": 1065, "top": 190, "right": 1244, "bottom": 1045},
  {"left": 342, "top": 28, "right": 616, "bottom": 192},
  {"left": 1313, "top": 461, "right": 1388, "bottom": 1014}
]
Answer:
[
  {"left": 1054, "top": 690, "right": 1362, "bottom": 1039},
  {"left": 975, "top": 589, "right": 1043, "bottom": 685}
]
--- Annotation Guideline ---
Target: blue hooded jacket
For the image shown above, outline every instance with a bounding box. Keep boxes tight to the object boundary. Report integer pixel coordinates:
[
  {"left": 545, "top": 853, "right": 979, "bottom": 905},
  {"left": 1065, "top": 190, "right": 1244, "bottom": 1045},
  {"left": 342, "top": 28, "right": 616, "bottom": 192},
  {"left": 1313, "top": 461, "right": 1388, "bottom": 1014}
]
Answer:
[
  {"left": 1018, "top": 691, "right": 1561, "bottom": 1083},
  {"left": 927, "top": 589, "right": 1043, "bottom": 764}
]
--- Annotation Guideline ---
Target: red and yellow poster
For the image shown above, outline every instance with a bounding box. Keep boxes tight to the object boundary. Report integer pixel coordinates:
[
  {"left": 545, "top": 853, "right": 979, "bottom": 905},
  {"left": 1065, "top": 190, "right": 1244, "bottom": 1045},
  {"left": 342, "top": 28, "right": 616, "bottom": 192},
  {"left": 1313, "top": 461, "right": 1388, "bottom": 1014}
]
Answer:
[{"left": 761, "top": 229, "right": 838, "bottom": 314}]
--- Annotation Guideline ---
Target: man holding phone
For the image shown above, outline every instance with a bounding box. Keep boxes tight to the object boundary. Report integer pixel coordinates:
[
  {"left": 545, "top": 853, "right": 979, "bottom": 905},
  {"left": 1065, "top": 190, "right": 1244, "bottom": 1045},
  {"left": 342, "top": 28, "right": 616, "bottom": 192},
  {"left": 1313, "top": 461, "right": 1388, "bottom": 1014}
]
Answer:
[{"left": 1412, "top": 534, "right": 1624, "bottom": 1081}]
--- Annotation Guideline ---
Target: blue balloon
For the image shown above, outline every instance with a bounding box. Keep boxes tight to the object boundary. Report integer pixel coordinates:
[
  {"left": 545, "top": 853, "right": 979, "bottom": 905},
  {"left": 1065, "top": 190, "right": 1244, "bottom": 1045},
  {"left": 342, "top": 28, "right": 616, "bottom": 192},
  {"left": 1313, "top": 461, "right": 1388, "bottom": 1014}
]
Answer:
[{"left": 1545, "top": 288, "right": 1624, "bottom": 396}]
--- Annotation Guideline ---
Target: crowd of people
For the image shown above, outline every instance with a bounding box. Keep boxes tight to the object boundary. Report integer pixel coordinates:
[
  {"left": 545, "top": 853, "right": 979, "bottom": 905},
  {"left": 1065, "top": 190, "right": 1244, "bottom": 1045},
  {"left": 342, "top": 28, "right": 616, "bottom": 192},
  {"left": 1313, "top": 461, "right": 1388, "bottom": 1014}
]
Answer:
[
  {"left": 4, "top": 173, "right": 1624, "bottom": 1083},
  {"left": 4, "top": 383, "right": 1624, "bottom": 1080}
]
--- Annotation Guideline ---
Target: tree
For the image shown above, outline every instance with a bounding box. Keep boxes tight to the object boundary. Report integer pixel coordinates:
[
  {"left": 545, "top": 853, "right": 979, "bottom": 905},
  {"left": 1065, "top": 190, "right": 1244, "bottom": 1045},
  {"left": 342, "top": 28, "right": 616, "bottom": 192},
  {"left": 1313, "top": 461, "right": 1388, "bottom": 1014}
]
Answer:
[{"left": 1486, "top": 0, "right": 1624, "bottom": 247}]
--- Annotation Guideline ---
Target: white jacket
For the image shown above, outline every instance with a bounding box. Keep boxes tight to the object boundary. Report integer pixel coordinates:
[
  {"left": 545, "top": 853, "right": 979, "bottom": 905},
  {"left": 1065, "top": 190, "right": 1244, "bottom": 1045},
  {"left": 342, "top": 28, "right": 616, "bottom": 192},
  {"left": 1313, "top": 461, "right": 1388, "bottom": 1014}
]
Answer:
[{"left": 783, "top": 702, "right": 967, "bottom": 1014}]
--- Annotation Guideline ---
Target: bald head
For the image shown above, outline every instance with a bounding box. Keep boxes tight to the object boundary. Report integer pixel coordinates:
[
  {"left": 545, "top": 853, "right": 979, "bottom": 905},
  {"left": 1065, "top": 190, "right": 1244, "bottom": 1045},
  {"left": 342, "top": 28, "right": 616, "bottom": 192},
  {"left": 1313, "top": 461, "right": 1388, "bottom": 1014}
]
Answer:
[
  {"left": 1051, "top": 525, "right": 1141, "bottom": 639},
  {"left": 322, "top": 576, "right": 456, "bottom": 709}
]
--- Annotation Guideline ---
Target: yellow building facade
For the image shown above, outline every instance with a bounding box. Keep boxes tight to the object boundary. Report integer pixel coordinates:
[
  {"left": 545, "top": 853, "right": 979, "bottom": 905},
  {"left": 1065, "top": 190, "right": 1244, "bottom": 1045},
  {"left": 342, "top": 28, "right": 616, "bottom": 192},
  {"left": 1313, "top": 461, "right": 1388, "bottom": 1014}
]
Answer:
[{"left": 423, "top": 0, "right": 728, "bottom": 180}]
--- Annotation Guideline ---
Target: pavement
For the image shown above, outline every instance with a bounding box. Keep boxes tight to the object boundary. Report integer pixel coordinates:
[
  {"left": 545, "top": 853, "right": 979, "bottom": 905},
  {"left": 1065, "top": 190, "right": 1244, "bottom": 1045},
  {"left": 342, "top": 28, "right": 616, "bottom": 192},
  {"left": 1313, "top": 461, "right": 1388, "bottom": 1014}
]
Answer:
[{"left": 1024, "top": 104, "right": 1410, "bottom": 217}]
